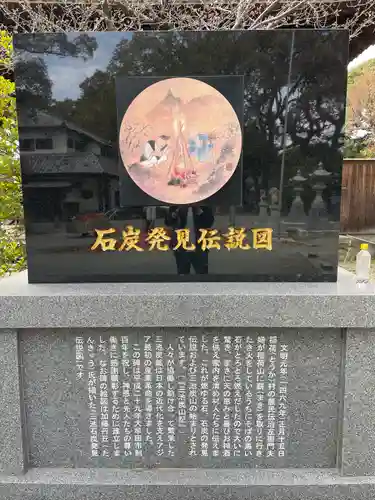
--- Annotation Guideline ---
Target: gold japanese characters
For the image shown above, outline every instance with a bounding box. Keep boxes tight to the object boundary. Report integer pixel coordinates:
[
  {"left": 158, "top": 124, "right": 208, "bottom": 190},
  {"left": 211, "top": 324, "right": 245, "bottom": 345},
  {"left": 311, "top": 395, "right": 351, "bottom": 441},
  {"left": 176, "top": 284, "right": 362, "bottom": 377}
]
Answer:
[{"left": 91, "top": 227, "right": 273, "bottom": 252}]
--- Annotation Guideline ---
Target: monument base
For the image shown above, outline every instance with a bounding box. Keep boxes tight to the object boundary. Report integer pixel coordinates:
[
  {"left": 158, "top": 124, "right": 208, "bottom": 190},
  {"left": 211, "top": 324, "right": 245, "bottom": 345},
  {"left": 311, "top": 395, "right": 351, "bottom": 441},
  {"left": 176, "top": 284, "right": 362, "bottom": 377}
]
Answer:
[
  {"left": 1, "top": 269, "right": 375, "bottom": 499},
  {"left": 1, "top": 468, "right": 375, "bottom": 499}
]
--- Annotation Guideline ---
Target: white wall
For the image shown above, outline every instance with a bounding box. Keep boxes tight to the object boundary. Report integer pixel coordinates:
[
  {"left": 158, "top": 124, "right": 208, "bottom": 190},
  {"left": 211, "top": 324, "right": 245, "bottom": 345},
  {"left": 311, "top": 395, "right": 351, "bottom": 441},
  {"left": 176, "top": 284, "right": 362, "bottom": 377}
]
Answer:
[
  {"left": 21, "top": 128, "right": 104, "bottom": 155},
  {"left": 20, "top": 128, "right": 68, "bottom": 154}
]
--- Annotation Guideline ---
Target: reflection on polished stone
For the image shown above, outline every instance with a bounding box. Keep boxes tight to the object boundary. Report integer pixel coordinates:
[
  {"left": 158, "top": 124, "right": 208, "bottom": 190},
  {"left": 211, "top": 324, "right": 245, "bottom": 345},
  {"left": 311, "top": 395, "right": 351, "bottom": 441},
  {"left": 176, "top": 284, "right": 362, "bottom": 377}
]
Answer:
[{"left": 13, "top": 30, "right": 348, "bottom": 283}]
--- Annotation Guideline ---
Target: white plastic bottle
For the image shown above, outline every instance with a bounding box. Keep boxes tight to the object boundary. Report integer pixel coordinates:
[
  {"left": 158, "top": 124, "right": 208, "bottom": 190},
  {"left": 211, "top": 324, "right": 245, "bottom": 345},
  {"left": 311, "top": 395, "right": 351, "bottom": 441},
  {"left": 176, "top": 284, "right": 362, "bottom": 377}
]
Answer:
[{"left": 356, "top": 243, "right": 371, "bottom": 284}]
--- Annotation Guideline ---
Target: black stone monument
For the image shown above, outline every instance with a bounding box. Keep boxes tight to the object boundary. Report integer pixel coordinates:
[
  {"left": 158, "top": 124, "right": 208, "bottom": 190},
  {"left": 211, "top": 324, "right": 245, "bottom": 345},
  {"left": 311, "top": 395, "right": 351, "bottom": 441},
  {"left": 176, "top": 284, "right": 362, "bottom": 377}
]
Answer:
[{"left": 13, "top": 30, "right": 348, "bottom": 283}]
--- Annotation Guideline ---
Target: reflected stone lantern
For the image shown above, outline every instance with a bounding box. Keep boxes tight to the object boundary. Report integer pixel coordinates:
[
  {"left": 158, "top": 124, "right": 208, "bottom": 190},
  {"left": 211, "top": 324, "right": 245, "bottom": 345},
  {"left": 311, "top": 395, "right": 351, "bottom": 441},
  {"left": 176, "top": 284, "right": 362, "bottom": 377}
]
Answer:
[
  {"left": 309, "top": 162, "right": 331, "bottom": 219},
  {"left": 289, "top": 169, "right": 307, "bottom": 220}
]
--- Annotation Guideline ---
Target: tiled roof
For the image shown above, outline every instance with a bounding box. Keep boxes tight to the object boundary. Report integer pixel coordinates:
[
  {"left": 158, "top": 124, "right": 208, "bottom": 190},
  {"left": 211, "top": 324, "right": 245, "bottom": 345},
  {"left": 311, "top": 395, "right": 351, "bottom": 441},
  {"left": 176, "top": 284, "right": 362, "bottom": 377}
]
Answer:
[
  {"left": 18, "top": 110, "right": 112, "bottom": 146},
  {"left": 21, "top": 152, "right": 118, "bottom": 176}
]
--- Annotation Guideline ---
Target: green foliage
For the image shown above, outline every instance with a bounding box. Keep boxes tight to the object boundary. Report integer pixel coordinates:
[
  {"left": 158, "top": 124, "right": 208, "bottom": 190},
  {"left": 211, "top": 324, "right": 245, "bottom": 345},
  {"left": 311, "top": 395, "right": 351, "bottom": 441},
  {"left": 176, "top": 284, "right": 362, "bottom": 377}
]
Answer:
[
  {"left": 343, "top": 137, "right": 367, "bottom": 158},
  {"left": 0, "top": 30, "right": 26, "bottom": 277},
  {"left": 347, "top": 59, "right": 375, "bottom": 86},
  {"left": 0, "top": 30, "right": 13, "bottom": 72}
]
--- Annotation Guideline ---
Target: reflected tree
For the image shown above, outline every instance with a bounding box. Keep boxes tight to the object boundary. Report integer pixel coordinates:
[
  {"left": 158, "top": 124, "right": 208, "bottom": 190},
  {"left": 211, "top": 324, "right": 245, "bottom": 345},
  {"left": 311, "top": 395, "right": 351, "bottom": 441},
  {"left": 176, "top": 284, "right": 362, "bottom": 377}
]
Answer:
[
  {"left": 14, "top": 33, "right": 98, "bottom": 111},
  {"left": 285, "top": 31, "right": 347, "bottom": 174},
  {"left": 14, "top": 33, "right": 98, "bottom": 60},
  {"left": 14, "top": 58, "right": 52, "bottom": 111},
  {"left": 282, "top": 31, "right": 347, "bottom": 213},
  {"left": 53, "top": 30, "right": 347, "bottom": 214},
  {"left": 53, "top": 70, "right": 115, "bottom": 142}
]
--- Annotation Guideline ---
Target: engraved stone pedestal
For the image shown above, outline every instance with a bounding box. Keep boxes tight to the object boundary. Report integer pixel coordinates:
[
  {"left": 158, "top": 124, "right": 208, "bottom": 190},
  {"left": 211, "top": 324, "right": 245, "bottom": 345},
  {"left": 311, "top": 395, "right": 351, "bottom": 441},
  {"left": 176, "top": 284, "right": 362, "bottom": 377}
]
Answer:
[{"left": 2, "top": 270, "right": 375, "bottom": 499}]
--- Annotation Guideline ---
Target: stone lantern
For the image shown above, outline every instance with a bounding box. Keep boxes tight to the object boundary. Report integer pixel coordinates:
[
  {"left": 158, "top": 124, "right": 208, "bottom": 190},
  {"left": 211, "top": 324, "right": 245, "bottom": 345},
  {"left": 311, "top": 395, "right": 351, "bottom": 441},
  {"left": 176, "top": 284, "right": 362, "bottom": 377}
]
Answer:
[
  {"left": 309, "top": 162, "right": 331, "bottom": 220},
  {"left": 289, "top": 169, "right": 307, "bottom": 220}
]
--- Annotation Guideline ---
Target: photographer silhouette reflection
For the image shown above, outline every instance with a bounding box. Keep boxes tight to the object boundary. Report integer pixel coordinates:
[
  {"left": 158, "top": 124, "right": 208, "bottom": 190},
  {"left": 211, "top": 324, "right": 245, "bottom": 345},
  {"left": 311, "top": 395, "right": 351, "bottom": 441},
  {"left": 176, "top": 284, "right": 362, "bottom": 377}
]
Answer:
[{"left": 165, "top": 206, "right": 214, "bottom": 275}]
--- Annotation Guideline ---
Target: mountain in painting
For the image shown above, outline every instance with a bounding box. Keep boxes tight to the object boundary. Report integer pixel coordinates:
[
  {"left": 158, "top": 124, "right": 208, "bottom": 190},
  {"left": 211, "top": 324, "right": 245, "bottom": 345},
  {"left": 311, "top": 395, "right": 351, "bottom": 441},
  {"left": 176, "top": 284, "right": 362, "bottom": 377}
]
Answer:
[
  {"left": 146, "top": 89, "right": 182, "bottom": 123},
  {"left": 146, "top": 89, "right": 236, "bottom": 137}
]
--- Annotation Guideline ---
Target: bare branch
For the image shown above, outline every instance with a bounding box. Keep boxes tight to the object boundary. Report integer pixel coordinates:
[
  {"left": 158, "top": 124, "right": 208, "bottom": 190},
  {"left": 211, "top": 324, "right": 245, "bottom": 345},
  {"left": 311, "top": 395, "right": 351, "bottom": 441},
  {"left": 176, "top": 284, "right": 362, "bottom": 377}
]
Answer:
[
  {"left": 0, "top": 0, "right": 373, "bottom": 43},
  {"left": 256, "top": 1, "right": 307, "bottom": 29},
  {"left": 249, "top": 0, "right": 280, "bottom": 29}
]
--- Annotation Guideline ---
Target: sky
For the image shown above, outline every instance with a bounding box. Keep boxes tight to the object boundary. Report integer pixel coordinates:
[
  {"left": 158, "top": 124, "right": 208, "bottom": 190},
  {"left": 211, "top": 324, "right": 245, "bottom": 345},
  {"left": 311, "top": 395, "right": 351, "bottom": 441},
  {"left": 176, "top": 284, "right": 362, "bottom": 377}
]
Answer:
[
  {"left": 348, "top": 44, "right": 375, "bottom": 70},
  {"left": 46, "top": 32, "right": 129, "bottom": 101}
]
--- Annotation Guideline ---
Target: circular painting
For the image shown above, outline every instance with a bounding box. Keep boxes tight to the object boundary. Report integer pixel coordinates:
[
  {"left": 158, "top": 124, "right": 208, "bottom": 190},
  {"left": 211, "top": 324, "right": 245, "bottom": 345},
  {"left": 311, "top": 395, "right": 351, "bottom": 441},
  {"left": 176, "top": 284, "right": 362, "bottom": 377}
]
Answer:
[{"left": 119, "top": 77, "right": 242, "bottom": 205}]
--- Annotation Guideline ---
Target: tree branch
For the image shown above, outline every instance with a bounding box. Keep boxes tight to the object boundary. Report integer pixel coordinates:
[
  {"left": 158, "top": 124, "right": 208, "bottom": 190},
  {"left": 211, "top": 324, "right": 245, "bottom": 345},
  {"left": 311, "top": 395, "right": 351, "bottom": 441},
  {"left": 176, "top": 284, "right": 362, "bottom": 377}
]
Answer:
[{"left": 0, "top": 0, "right": 373, "bottom": 44}]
